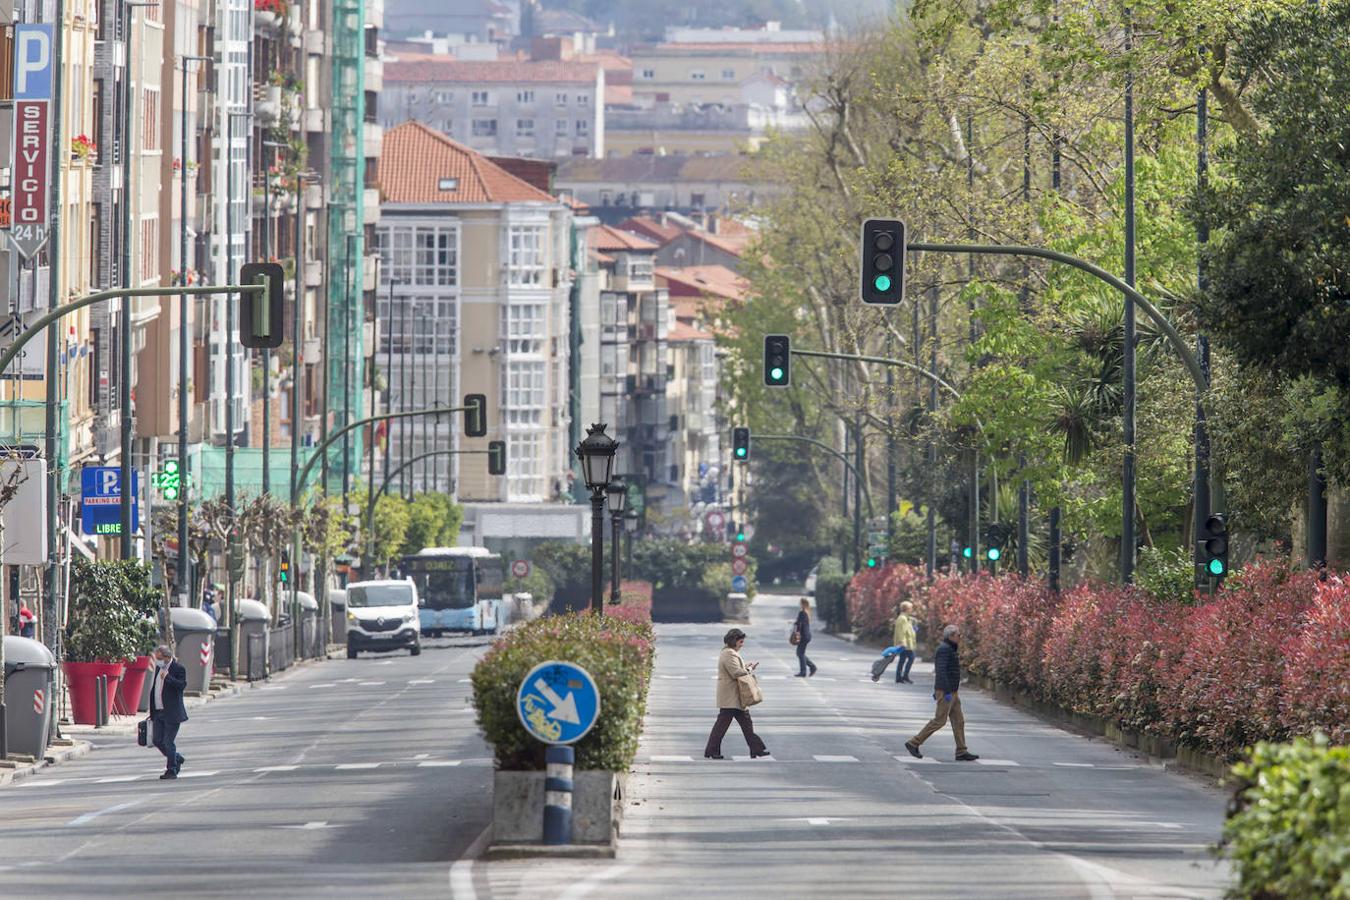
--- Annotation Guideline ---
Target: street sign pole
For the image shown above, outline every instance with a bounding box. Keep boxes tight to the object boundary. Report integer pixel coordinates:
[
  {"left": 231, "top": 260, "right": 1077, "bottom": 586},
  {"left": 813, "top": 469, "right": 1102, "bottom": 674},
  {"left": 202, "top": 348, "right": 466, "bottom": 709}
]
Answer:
[{"left": 516, "top": 661, "right": 601, "bottom": 846}]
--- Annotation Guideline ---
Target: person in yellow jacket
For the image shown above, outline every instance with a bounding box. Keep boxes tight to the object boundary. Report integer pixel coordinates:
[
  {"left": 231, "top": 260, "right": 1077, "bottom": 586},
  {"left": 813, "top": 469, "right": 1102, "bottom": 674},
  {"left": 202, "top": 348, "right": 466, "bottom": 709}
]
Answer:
[{"left": 892, "top": 601, "right": 917, "bottom": 684}]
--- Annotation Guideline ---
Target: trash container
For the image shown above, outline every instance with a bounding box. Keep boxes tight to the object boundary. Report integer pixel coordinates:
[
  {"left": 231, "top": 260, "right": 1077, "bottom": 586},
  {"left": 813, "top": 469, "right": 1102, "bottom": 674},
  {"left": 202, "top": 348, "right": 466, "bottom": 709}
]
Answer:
[
  {"left": 328, "top": 589, "right": 347, "bottom": 644},
  {"left": 236, "top": 599, "right": 270, "bottom": 681},
  {"left": 169, "top": 607, "right": 217, "bottom": 696},
  {"left": 3, "top": 635, "right": 57, "bottom": 758},
  {"left": 297, "top": 592, "right": 319, "bottom": 658}
]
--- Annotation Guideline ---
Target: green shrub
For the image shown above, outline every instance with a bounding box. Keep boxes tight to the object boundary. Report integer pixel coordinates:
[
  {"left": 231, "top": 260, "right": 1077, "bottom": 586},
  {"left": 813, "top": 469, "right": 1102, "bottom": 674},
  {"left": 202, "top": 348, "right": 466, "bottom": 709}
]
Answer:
[
  {"left": 471, "top": 613, "right": 654, "bottom": 771},
  {"left": 815, "top": 571, "right": 851, "bottom": 632},
  {"left": 533, "top": 541, "right": 592, "bottom": 608},
  {"left": 65, "top": 558, "right": 147, "bottom": 662},
  {"left": 503, "top": 565, "right": 554, "bottom": 604},
  {"left": 1136, "top": 545, "right": 1197, "bottom": 606},
  {"left": 1223, "top": 735, "right": 1350, "bottom": 898}
]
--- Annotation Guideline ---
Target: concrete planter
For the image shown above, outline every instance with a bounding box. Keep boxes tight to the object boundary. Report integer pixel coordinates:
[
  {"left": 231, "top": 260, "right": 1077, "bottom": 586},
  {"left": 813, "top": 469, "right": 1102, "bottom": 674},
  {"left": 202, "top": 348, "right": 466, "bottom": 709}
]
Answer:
[
  {"left": 491, "top": 769, "right": 627, "bottom": 847},
  {"left": 719, "top": 592, "right": 749, "bottom": 623}
]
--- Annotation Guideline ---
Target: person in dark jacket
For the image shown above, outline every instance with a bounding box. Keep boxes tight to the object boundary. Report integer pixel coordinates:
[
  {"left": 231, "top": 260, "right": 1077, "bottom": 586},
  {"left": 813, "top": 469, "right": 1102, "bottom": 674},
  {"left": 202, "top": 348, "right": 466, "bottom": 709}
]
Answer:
[
  {"left": 904, "top": 625, "right": 979, "bottom": 761},
  {"left": 793, "top": 598, "right": 817, "bottom": 677},
  {"left": 148, "top": 644, "right": 189, "bottom": 779}
]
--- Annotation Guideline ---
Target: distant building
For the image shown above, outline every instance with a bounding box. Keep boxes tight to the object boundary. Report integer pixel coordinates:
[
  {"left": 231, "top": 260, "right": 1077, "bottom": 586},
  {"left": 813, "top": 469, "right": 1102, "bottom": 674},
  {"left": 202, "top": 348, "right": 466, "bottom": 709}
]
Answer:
[
  {"left": 630, "top": 24, "right": 823, "bottom": 108},
  {"left": 382, "top": 57, "right": 605, "bottom": 159},
  {"left": 553, "top": 155, "right": 768, "bottom": 219},
  {"left": 375, "top": 122, "right": 575, "bottom": 503},
  {"left": 385, "top": 0, "right": 518, "bottom": 45}
]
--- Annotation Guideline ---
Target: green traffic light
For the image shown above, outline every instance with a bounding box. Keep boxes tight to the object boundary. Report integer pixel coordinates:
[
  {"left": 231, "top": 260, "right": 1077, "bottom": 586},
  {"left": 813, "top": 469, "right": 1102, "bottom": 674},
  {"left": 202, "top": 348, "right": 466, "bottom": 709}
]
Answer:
[
  {"left": 735, "top": 447, "right": 746, "bottom": 458},
  {"left": 986, "top": 547, "right": 1002, "bottom": 562},
  {"left": 866, "top": 557, "right": 878, "bottom": 568},
  {"left": 769, "top": 367, "right": 784, "bottom": 382},
  {"left": 962, "top": 547, "right": 972, "bottom": 559},
  {"left": 873, "top": 274, "right": 892, "bottom": 292},
  {"left": 736, "top": 532, "right": 746, "bottom": 542},
  {"left": 1207, "top": 558, "right": 1226, "bottom": 576}
]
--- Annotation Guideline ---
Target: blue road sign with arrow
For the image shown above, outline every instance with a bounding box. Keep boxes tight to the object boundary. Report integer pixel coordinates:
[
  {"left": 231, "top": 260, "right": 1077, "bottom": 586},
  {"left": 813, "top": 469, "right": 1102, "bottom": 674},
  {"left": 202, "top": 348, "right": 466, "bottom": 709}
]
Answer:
[
  {"left": 730, "top": 575, "right": 748, "bottom": 592},
  {"left": 516, "top": 660, "right": 600, "bottom": 745}
]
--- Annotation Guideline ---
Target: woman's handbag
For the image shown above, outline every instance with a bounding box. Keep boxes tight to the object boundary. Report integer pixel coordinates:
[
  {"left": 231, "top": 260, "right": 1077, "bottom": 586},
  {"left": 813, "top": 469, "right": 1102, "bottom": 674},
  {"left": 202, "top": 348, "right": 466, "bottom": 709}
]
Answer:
[
  {"left": 137, "top": 718, "right": 149, "bottom": 747},
  {"left": 789, "top": 624, "right": 800, "bottom": 646},
  {"left": 736, "top": 673, "right": 763, "bottom": 707}
]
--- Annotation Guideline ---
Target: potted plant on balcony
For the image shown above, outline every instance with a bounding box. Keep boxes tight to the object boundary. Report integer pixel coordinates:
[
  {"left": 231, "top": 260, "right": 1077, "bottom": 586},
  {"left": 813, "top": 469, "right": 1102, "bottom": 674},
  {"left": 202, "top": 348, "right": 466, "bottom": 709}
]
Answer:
[
  {"left": 71, "top": 134, "right": 96, "bottom": 163},
  {"left": 253, "top": 0, "right": 285, "bottom": 29},
  {"left": 63, "top": 559, "right": 142, "bottom": 724}
]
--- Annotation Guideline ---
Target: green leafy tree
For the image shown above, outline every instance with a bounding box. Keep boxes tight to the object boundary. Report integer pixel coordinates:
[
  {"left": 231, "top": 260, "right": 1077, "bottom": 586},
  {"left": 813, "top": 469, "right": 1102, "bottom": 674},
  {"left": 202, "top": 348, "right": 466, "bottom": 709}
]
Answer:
[{"left": 368, "top": 493, "right": 411, "bottom": 570}]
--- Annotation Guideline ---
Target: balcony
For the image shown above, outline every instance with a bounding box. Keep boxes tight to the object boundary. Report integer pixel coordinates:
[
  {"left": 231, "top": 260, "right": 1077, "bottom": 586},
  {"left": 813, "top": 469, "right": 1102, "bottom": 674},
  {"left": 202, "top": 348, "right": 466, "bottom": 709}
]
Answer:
[
  {"left": 305, "top": 258, "right": 323, "bottom": 288},
  {"left": 362, "top": 188, "right": 381, "bottom": 226},
  {"left": 362, "top": 122, "right": 383, "bottom": 161},
  {"left": 364, "top": 56, "right": 382, "bottom": 93},
  {"left": 304, "top": 181, "right": 324, "bottom": 211}
]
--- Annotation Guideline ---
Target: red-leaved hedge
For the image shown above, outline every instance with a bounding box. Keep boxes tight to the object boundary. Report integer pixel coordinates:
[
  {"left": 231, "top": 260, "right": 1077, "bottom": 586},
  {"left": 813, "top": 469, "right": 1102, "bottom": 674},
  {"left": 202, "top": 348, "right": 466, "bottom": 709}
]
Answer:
[
  {"left": 844, "top": 563, "right": 927, "bottom": 642},
  {"left": 903, "top": 558, "right": 1349, "bottom": 759}
]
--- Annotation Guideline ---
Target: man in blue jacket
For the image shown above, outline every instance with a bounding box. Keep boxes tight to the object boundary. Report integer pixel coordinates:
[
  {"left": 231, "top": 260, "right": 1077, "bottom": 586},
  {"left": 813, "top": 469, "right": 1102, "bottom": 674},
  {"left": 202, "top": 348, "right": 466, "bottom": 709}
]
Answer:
[
  {"left": 904, "top": 625, "right": 979, "bottom": 761},
  {"left": 149, "top": 644, "right": 189, "bottom": 779}
]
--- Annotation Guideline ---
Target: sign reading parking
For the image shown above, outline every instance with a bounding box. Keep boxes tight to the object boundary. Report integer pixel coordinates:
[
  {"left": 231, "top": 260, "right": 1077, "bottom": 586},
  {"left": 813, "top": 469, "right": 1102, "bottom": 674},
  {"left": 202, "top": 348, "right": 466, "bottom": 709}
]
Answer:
[
  {"left": 516, "top": 660, "right": 600, "bottom": 745},
  {"left": 80, "top": 466, "right": 139, "bottom": 536}
]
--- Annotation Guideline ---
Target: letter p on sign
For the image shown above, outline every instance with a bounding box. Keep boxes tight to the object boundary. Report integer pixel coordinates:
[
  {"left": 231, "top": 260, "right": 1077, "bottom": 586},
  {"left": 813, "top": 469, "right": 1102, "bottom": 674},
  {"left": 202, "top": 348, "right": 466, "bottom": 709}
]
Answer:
[{"left": 14, "top": 25, "right": 54, "bottom": 100}]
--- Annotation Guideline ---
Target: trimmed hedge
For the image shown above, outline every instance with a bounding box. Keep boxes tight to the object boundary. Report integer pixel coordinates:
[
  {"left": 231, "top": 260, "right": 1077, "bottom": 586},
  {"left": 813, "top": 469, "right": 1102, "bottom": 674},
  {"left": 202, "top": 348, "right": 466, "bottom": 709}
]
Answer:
[
  {"left": 919, "top": 559, "right": 1350, "bottom": 759},
  {"left": 1224, "top": 735, "right": 1349, "bottom": 898},
  {"left": 470, "top": 612, "right": 654, "bottom": 771},
  {"left": 844, "top": 563, "right": 926, "bottom": 642}
]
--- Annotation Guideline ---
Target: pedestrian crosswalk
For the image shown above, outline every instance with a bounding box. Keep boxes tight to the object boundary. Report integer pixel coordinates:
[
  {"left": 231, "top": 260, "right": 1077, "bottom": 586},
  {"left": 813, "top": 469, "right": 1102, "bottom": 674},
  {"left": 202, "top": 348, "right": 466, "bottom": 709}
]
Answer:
[
  {"left": 15, "top": 757, "right": 495, "bottom": 789},
  {"left": 638, "top": 754, "right": 1147, "bottom": 770}
]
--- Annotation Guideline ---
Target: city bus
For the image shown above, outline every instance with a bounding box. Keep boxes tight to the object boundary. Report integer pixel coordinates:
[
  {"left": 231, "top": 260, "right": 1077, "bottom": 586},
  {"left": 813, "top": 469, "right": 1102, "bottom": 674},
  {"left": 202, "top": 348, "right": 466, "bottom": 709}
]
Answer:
[{"left": 400, "top": 547, "right": 505, "bottom": 636}]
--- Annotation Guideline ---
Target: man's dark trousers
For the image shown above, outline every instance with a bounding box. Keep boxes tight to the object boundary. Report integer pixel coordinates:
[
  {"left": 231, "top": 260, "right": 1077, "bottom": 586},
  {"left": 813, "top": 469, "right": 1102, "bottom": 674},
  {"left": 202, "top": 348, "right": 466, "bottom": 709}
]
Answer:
[{"left": 152, "top": 716, "right": 181, "bottom": 773}]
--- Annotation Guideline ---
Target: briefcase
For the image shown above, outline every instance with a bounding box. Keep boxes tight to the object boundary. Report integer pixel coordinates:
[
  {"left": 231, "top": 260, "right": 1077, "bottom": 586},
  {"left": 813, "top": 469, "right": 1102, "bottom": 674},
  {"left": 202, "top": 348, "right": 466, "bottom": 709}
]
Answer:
[{"left": 137, "top": 719, "right": 149, "bottom": 747}]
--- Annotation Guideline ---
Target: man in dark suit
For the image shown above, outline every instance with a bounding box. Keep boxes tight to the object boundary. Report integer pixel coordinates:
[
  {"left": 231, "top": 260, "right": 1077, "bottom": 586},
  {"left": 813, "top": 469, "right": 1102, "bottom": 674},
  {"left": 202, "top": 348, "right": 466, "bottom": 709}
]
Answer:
[{"left": 149, "top": 644, "right": 189, "bottom": 780}]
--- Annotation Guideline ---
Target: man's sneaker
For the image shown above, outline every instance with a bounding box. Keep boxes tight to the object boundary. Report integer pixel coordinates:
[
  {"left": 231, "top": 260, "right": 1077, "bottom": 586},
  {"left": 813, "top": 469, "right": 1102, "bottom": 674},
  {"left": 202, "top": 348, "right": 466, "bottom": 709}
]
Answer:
[
  {"left": 904, "top": 741, "right": 923, "bottom": 759},
  {"left": 871, "top": 674, "right": 880, "bottom": 683},
  {"left": 159, "top": 770, "right": 178, "bottom": 780},
  {"left": 955, "top": 752, "right": 980, "bottom": 762}
]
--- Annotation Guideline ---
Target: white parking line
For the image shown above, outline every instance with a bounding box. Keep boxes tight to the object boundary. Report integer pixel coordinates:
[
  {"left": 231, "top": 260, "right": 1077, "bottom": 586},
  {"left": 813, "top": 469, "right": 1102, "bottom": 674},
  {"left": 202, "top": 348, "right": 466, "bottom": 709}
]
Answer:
[
  {"left": 814, "top": 755, "right": 859, "bottom": 763},
  {"left": 335, "top": 762, "right": 380, "bottom": 770}
]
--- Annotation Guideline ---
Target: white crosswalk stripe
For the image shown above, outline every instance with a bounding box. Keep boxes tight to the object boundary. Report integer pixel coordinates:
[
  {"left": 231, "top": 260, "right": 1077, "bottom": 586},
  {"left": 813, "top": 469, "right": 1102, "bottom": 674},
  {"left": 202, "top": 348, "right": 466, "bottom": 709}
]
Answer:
[
  {"left": 814, "top": 755, "right": 859, "bottom": 763},
  {"left": 335, "top": 762, "right": 380, "bottom": 770}
]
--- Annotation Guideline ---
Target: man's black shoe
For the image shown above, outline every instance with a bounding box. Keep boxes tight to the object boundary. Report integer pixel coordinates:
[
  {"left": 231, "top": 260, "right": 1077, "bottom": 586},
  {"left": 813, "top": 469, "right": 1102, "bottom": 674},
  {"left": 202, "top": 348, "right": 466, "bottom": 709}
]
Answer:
[
  {"left": 704, "top": 754, "right": 726, "bottom": 760},
  {"left": 175, "top": 753, "right": 184, "bottom": 771},
  {"left": 159, "top": 770, "right": 178, "bottom": 780},
  {"left": 955, "top": 752, "right": 981, "bottom": 762},
  {"left": 904, "top": 741, "right": 923, "bottom": 759}
]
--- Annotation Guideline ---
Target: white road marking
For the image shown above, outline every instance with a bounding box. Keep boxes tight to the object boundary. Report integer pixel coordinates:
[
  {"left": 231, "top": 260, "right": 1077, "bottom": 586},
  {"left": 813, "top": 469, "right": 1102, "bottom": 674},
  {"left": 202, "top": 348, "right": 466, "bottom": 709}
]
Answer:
[
  {"left": 335, "top": 762, "right": 380, "bottom": 770},
  {"left": 410, "top": 678, "right": 436, "bottom": 684},
  {"left": 419, "top": 760, "right": 462, "bottom": 767},
  {"left": 814, "top": 755, "right": 859, "bottom": 763},
  {"left": 449, "top": 859, "right": 476, "bottom": 900},
  {"left": 358, "top": 681, "right": 386, "bottom": 686},
  {"left": 893, "top": 755, "right": 940, "bottom": 764},
  {"left": 457, "top": 678, "right": 472, "bottom": 683},
  {"left": 413, "top": 753, "right": 430, "bottom": 759},
  {"left": 1053, "top": 762, "right": 1095, "bottom": 768},
  {"left": 15, "top": 779, "right": 63, "bottom": 787},
  {"left": 650, "top": 755, "right": 693, "bottom": 762},
  {"left": 66, "top": 798, "right": 145, "bottom": 827},
  {"left": 337, "top": 678, "right": 361, "bottom": 683},
  {"left": 178, "top": 770, "right": 219, "bottom": 779},
  {"left": 658, "top": 675, "right": 688, "bottom": 679},
  {"left": 975, "top": 759, "right": 1020, "bottom": 767},
  {"left": 250, "top": 716, "right": 272, "bottom": 721},
  {"left": 95, "top": 775, "right": 143, "bottom": 783},
  {"left": 377, "top": 660, "right": 396, "bottom": 666},
  {"left": 275, "top": 821, "right": 341, "bottom": 830},
  {"left": 555, "top": 862, "right": 636, "bottom": 900},
  {"left": 785, "top": 816, "right": 851, "bottom": 826},
  {"left": 732, "top": 755, "right": 775, "bottom": 762},
  {"left": 259, "top": 685, "right": 288, "bottom": 691},
  {"left": 1139, "top": 822, "right": 1185, "bottom": 830},
  {"left": 308, "top": 683, "right": 336, "bottom": 689},
  {"left": 255, "top": 765, "right": 299, "bottom": 772}
]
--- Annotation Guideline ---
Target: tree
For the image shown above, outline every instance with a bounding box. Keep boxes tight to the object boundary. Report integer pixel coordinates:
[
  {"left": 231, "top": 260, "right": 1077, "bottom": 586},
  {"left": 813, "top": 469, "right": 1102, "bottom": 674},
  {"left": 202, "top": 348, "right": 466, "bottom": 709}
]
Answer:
[
  {"left": 400, "top": 492, "right": 464, "bottom": 557},
  {"left": 368, "top": 493, "right": 411, "bottom": 570}
]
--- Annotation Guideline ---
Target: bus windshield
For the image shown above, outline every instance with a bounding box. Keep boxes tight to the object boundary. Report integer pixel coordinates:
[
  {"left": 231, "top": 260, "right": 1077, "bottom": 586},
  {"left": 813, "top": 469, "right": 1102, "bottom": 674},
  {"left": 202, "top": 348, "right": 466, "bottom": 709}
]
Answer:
[{"left": 404, "top": 558, "right": 476, "bottom": 610}]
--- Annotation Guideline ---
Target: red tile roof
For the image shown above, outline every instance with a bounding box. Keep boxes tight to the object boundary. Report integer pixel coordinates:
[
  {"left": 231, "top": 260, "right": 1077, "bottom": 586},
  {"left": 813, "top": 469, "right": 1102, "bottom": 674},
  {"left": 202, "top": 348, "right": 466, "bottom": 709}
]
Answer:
[
  {"left": 385, "top": 58, "right": 601, "bottom": 84},
  {"left": 589, "top": 224, "right": 658, "bottom": 252},
  {"left": 379, "top": 122, "right": 558, "bottom": 205},
  {"left": 619, "top": 216, "right": 683, "bottom": 244},
  {"left": 668, "top": 319, "right": 715, "bottom": 342},
  {"left": 657, "top": 264, "right": 748, "bottom": 303}
]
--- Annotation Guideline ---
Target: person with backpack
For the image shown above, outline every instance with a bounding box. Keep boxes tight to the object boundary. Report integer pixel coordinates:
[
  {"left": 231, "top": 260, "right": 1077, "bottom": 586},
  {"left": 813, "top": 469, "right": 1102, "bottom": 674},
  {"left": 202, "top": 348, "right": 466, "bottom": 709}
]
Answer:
[
  {"left": 791, "top": 597, "right": 817, "bottom": 677},
  {"left": 892, "top": 601, "right": 917, "bottom": 684}
]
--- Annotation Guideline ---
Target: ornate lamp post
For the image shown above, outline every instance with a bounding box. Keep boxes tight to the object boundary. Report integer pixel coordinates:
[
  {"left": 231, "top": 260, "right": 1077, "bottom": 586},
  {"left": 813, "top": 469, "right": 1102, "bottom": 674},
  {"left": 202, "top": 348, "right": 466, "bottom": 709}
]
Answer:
[
  {"left": 575, "top": 424, "right": 619, "bottom": 616},
  {"left": 624, "top": 507, "right": 639, "bottom": 581},
  {"left": 606, "top": 478, "right": 627, "bottom": 606}
]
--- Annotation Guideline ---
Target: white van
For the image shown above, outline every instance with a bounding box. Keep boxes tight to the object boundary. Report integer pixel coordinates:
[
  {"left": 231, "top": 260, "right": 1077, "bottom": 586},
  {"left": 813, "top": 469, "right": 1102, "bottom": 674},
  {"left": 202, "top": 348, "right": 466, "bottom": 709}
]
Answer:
[{"left": 345, "top": 579, "right": 421, "bottom": 658}]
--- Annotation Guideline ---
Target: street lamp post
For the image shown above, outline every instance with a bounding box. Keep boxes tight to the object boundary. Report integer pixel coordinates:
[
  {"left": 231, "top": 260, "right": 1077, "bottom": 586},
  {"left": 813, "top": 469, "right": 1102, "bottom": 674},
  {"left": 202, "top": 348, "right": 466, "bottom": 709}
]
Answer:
[
  {"left": 624, "top": 507, "right": 638, "bottom": 581},
  {"left": 606, "top": 479, "right": 627, "bottom": 606},
  {"left": 575, "top": 424, "right": 619, "bottom": 617}
]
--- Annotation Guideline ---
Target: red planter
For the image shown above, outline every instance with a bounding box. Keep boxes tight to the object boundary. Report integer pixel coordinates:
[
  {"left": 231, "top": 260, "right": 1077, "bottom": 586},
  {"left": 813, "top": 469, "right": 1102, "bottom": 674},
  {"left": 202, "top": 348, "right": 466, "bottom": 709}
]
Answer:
[
  {"left": 114, "top": 656, "right": 152, "bottom": 716},
  {"left": 63, "top": 661, "right": 126, "bottom": 725}
]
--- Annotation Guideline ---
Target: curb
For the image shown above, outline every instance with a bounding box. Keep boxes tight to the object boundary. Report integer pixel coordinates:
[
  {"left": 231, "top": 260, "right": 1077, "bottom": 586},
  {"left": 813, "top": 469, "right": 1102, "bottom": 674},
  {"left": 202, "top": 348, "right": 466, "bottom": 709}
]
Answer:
[
  {"left": 0, "top": 738, "right": 92, "bottom": 788},
  {"left": 481, "top": 841, "right": 616, "bottom": 861}
]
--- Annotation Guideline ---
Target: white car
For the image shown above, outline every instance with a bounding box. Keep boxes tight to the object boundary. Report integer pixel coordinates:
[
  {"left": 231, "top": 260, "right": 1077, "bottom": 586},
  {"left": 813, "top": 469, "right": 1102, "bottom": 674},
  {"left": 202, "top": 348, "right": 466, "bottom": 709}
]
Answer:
[
  {"left": 345, "top": 579, "right": 421, "bottom": 658},
  {"left": 805, "top": 565, "right": 819, "bottom": 597}
]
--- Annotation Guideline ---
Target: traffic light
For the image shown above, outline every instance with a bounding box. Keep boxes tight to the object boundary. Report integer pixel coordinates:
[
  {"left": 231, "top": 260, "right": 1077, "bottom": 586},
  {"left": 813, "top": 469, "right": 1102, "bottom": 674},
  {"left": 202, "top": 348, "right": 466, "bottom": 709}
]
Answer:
[
  {"left": 859, "top": 218, "right": 906, "bottom": 305},
  {"left": 962, "top": 546, "right": 973, "bottom": 559},
  {"left": 986, "top": 546, "right": 1002, "bottom": 562},
  {"left": 732, "top": 427, "right": 750, "bottom": 462},
  {"left": 239, "top": 261, "right": 286, "bottom": 349},
  {"left": 153, "top": 459, "right": 181, "bottom": 501},
  {"left": 279, "top": 550, "right": 290, "bottom": 585},
  {"left": 865, "top": 555, "right": 879, "bottom": 568},
  {"left": 763, "top": 334, "right": 790, "bottom": 387},
  {"left": 1199, "top": 513, "right": 1229, "bottom": 578},
  {"left": 464, "top": 393, "right": 487, "bottom": 438},
  {"left": 983, "top": 522, "right": 1011, "bottom": 564},
  {"left": 487, "top": 439, "right": 506, "bottom": 476},
  {"left": 227, "top": 527, "right": 246, "bottom": 583}
]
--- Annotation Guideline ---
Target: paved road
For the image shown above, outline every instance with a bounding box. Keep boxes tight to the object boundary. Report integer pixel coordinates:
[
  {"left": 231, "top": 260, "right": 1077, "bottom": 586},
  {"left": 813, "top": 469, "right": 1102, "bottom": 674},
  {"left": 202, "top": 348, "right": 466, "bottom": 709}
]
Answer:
[
  {"left": 474, "top": 593, "right": 1231, "bottom": 900},
  {"left": 0, "top": 635, "right": 494, "bottom": 898}
]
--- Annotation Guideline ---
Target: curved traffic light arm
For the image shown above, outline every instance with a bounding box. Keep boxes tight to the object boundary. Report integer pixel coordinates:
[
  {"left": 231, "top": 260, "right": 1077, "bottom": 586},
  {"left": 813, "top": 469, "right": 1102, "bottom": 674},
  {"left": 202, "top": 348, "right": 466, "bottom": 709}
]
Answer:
[
  {"left": 0, "top": 283, "right": 267, "bottom": 377},
  {"left": 364, "top": 447, "right": 487, "bottom": 538},
  {"left": 752, "top": 433, "right": 875, "bottom": 519},
  {"left": 790, "top": 348, "right": 963, "bottom": 402}
]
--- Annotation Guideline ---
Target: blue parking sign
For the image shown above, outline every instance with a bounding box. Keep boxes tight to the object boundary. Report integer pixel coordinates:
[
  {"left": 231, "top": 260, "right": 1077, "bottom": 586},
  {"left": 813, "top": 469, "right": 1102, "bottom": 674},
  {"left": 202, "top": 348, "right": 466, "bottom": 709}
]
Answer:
[
  {"left": 516, "top": 661, "right": 600, "bottom": 745},
  {"left": 80, "top": 466, "right": 138, "bottom": 536}
]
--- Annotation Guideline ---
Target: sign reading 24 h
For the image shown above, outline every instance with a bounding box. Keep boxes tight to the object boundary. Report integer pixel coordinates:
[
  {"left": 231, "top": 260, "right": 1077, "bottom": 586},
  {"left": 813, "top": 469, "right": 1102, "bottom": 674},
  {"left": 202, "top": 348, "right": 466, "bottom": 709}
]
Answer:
[{"left": 516, "top": 661, "right": 600, "bottom": 745}]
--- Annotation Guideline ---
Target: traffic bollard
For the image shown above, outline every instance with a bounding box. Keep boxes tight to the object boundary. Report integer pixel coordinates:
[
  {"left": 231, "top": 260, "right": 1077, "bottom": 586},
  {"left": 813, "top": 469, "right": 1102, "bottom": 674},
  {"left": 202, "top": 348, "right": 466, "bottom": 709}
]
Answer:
[
  {"left": 543, "top": 745, "right": 574, "bottom": 845},
  {"left": 95, "top": 676, "right": 106, "bottom": 727}
]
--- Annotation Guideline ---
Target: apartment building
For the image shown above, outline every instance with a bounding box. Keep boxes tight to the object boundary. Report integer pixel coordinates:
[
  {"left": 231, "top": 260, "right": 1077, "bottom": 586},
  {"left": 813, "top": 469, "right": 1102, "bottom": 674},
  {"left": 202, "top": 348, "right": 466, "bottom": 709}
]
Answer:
[
  {"left": 381, "top": 57, "right": 605, "bottom": 159},
  {"left": 375, "top": 121, "right": 574, "bottom": 503},
  {"left": 630, "top": 25, "right": 822, "bottom": 108}
]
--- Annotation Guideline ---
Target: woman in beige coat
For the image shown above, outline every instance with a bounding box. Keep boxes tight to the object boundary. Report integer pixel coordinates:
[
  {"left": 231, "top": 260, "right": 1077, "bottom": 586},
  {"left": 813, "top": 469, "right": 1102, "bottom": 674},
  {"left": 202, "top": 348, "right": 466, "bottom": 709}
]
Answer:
[{"left": 703, "top": 628, "right": 770, "bottom": 759}]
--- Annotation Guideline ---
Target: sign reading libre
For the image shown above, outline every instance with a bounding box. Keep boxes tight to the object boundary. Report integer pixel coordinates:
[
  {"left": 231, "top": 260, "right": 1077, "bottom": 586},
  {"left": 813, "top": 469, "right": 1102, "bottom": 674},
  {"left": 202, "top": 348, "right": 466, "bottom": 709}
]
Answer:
[{"left": 516, "top": 661, "right": 600, "bottom": 745}]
